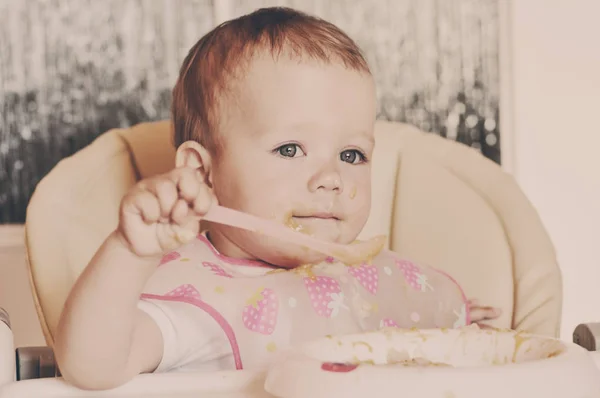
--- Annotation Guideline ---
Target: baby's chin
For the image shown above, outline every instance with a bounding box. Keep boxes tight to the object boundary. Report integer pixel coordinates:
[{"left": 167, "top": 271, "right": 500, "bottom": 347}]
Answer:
[
  {"left": 263, "top": 249, "right": 329, "bottom": 269},
  {"left": 213, "top": 225, "right": 360, "bottom": 268}
]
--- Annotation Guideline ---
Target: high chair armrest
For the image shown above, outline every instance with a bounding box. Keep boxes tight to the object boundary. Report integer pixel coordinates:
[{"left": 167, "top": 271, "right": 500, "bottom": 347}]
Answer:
[
  {"left": 15, "top": 346, "right": 60, "bottom": 380},
  {"left": 573, "top": 323, "right": 600, "bottom": 351}
]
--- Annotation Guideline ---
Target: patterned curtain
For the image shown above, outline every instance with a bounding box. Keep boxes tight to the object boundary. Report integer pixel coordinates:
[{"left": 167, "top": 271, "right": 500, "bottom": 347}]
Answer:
[
  {"left": 233, "top": 0, "right": 500, "bottom": 161},
  {"left": 0, "top": 0, "right": 214, "bottom": 222},
  {"left": 0, "top": 0, "right": 500, "bottom": 223}
]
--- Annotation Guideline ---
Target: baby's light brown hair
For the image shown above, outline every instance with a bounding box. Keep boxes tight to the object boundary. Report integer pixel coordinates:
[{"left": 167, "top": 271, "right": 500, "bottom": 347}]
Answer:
[{"left": 171, "top": 7, "right": 371, "bottom": 155}]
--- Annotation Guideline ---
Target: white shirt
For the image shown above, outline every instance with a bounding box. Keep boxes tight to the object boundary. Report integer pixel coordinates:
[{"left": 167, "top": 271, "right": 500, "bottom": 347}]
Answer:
[{"left": 138, "top": 263, "right": 270, "bottom": 372}]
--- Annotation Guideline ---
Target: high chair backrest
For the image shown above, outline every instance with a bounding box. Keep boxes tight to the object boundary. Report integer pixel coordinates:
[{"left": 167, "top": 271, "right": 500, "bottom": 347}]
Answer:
[{"left": 25, "top": 120, "right": 562, "bottom": 347}]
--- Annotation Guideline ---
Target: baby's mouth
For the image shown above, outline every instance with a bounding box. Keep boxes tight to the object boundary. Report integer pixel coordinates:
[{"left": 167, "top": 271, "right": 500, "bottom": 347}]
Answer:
[
  {"left": 294, "top": 213, "right": 340, "bottom": 221},
  {"left": 284, "top": 212, "right": 342, "bottom": 236}
]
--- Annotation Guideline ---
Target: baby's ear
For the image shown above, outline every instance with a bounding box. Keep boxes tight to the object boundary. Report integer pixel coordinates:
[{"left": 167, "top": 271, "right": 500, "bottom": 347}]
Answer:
[{"left": 175, "top": 141, "right": 213, "bottom": 187}]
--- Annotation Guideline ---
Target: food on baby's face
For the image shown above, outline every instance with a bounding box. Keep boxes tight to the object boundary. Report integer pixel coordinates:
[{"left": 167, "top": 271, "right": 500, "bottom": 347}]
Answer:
[
  {"left": 282, "top": 208, "right": 339, "bottom": 237},
  {"left": 284, "top": 213, "right": 310, "bottom": 234},
  {"left": 281, "top": 206, "right": 386, "bottom": 267},
  {"left": 349, "top": 186, "right": 357, "bottom": 199}
]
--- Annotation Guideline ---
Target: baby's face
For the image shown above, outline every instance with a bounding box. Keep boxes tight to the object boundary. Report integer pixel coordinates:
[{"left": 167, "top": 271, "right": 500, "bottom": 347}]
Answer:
[{"left": 210, "top": 54, "right": 376, "bottom": 267}]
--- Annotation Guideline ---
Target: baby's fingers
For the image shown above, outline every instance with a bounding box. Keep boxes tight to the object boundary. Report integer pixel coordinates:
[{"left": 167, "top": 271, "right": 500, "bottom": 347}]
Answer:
[
  {"left": 469, "top": 305, "right": 502, "bottom": 323},
  {"left": 121, "top": 187, "right": 162, "bottom": 224},
  {"left": 171, "top": 167, "right": 213, "bottom": 216},
  {"left": 191, "top": 184, "right": 213, "bottom": 217},
  {"left": 171, "top": 199, "right": 191, "bottom": 226},
  {"left": 173, "top": 168, "right": 203, "bottom": 203},
  {"left": 142, "top": 177, "right": 178, "bottom": 221}
]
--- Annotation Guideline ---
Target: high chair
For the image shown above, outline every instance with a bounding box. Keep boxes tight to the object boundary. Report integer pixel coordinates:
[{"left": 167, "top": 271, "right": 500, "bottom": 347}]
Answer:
[{"left": 0, "top": 120, "right": 575, "bottom": 397}]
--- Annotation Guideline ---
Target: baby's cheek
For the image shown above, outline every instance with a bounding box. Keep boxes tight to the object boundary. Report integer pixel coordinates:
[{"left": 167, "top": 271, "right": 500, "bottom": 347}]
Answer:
[
  {"left": 347, "top": 185, "right": 371, "bottom": 215},
  {"left": 343, "top": 196, "right": 371, "bottom": 241},
  {"left": 349, "top": 186, "right": 358, "bottom": 200},
  {"left": 352, "top": 187, "right": 369, "bottom": 204}
]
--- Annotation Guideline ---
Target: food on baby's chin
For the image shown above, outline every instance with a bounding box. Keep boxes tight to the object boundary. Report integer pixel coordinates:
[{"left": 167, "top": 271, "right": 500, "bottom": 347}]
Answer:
[{"left": 281, "top": 209, "right": 387, "bottom": 266}]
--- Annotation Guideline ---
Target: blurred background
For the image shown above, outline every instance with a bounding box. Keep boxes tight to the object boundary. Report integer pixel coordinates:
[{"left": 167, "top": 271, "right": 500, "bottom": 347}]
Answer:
[
  {"left": 0, "top": 0, "right": 501, "bottom": 224},
  {"left": 0, "top": 0, "right": 599, "bottom": 345}
]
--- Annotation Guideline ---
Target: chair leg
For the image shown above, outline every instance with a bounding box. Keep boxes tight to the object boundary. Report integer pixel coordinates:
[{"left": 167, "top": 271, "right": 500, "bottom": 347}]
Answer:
[
  {"left": 15, "top": 346, "right": 60, "bottom": 380},
  {"left": 573, "top": 323, "right": 600, "bottom": 351}
]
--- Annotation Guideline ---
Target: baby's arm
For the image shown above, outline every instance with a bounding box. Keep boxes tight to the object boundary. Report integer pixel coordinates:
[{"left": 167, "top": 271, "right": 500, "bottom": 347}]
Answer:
[
  {"left": 54, "top": 168, "right": 212, "bottom": 390},
  {"left": 54, "top": 233, "right": 163, "bottom": 390}
]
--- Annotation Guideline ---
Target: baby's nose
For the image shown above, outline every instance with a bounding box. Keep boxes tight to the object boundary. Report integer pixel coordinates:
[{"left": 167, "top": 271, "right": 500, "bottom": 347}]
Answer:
[{"left": 308, "top": 169, "right": 344, "bottom": 193}]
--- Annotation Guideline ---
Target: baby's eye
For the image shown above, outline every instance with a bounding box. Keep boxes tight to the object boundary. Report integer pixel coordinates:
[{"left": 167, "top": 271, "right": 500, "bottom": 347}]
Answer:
[
  {"left": 277, "top": 144, "right": 305, "bottom": 158},
  {"left": 340, "top": 149, "right": 367, "bottom": 164}
]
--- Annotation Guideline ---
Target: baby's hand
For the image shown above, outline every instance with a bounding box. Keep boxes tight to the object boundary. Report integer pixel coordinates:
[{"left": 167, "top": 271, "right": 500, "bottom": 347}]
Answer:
[
  {"left": 467, "top": 299, "right": 502, "bottom": 329},
  {"left": 117, "top": 167, "right": 213, "bottom": 257}
]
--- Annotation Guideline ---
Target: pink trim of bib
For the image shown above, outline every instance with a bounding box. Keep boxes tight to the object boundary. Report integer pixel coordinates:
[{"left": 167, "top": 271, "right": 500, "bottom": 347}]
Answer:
[{"left": 431, "top": 268, "right": 471, "bottom": 325}]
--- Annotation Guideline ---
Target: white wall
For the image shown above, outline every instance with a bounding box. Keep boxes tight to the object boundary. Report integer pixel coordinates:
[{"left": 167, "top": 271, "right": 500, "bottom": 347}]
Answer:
[{"left": 506, "top": 0, "right": 600, "bottom": 338}]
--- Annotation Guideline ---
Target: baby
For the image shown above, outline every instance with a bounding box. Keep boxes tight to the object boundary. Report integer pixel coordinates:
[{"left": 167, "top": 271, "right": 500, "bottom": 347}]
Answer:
[{"left": 54, "top": 7, "right": 499, "bottom": 390}]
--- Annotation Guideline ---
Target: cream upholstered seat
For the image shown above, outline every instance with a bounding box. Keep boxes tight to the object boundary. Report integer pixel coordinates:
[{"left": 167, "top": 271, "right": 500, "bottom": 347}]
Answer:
[{"left": 24, "top": 120, "right": 562, "bottom": 348}]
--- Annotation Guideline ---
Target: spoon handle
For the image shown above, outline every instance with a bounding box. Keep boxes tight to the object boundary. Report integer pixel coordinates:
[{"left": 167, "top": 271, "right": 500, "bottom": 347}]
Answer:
[{"left": 202, "top": 205, "right": 337, "bottom": 258}]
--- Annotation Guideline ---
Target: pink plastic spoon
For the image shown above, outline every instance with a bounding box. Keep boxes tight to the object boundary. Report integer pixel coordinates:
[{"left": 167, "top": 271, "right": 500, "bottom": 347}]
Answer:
[{"left": 202, "top": 205, "right": 386, "bottom": 265}]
